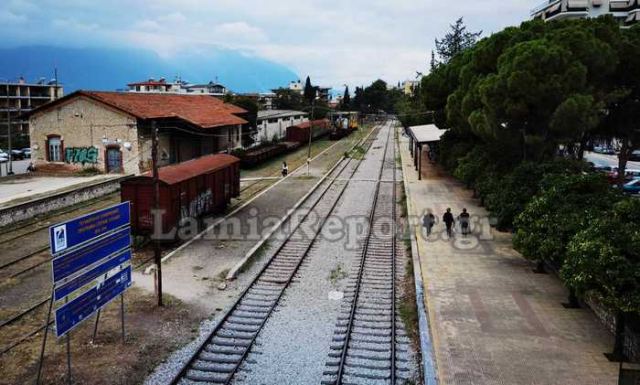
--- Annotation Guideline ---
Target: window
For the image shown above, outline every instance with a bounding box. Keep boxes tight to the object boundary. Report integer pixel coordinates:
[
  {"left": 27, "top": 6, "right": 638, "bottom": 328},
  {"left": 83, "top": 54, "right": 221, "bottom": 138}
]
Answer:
[{"left": 47, "top": 135, "right": 62, "bottom": 162}]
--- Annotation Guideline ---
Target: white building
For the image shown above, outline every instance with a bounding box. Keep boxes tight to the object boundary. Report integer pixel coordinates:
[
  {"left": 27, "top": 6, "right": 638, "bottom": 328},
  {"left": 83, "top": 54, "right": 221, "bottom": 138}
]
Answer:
[
  {"left": 289, "top": 80, "right": 304, "bottom": 93},
  {"left": 531, "top": 0, "right": 640, "bottom": 24},
  {"left": 183, "top": 82, "right": 228, "bottom": 97},
  {"left": 127, "top": 78, "right": 229, "bottom": 96},
  {"left": 256, "top": 110, "right": 308, "bottom": 144}
]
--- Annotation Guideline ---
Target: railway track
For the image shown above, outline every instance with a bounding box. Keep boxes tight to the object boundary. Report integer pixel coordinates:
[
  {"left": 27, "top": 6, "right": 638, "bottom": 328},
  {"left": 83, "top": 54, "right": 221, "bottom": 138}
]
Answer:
[
  {"left": 321, "top": 125, "right": 412, "bottom": 385},
  {"left": 169, "top": 124, "right": 385, "bottom": 385}
]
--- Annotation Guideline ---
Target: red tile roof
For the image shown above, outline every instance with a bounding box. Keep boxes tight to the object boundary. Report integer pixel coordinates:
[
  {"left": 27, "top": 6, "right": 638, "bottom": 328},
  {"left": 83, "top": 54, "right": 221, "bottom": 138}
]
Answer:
[
  {"left": 85, "top": 91, "right": 248, "bottom": 128},
  {"left": 29, "top": 90, "right": 248, "bottom": 129},
  {"left": 140, "top": 154, "right": 240, "bottom": 185}
]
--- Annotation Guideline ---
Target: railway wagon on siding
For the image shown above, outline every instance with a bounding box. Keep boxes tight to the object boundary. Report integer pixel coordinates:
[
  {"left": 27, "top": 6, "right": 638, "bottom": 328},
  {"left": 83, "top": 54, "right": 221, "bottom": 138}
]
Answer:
[
  {"left": 285, "top": 119, "right": 331, "bottom": 144},
  {"left": 121, "top": 154, "right": 240, "bottom": 235}
]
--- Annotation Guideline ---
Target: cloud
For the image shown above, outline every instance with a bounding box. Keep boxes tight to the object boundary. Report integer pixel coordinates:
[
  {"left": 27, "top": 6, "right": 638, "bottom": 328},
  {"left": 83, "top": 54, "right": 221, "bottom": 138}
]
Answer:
[{"left": 0, "top": 0, "right": 533, "bottom": 89}]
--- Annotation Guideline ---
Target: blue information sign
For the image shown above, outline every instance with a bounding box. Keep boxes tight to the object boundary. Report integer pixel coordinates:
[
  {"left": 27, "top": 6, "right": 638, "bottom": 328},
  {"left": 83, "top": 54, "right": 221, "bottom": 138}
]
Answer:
[
  {"left": 52, "top": 226, "right": 131, "bottom": 284},
  {"left": 55, "top": 266, "right": 132, "bottom": 337},
  {"left": 54, "top": 249, "right": 131, "bottom": 301},
  {"left": 49, "top": 202, "right": 130, "bottom": 255}
]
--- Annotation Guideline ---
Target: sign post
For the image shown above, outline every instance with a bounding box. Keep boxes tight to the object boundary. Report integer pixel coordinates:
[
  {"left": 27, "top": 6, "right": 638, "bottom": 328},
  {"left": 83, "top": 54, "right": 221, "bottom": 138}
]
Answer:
[{"left": 35, "top": 202, "right": 133, "bottom": 385}]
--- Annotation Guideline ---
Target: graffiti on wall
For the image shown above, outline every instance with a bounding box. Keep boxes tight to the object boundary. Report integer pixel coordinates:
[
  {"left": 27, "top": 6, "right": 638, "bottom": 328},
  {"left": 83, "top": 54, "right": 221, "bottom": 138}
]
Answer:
[{"left": 65, "top": 147, "right": 99, "bottom": 164}]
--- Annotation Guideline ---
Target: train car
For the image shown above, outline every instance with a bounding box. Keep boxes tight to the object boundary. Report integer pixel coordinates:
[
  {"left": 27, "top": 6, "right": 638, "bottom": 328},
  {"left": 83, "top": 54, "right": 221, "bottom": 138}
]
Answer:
[
  {"left": 121, "top": 154, "right": 240, "bottom": 235},
  {"left": 285, "top": 119, "right": 331, "bottom": 144}
]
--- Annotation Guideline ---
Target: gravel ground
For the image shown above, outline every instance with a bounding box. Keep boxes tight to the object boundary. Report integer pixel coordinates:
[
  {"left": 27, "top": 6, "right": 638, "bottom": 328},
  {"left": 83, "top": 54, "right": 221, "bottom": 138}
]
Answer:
[
  {"left": 143, "top": 127, "right": 382, "bottom": 385},
  {"left": 229, "top": 124, "right": 412, "bottom": 385}
]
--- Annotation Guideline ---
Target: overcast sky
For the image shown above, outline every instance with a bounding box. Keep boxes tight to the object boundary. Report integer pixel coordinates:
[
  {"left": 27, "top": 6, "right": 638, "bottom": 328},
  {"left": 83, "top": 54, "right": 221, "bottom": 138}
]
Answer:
[{"left": 1, "top": 0, "right": 534, "bottom": 90}]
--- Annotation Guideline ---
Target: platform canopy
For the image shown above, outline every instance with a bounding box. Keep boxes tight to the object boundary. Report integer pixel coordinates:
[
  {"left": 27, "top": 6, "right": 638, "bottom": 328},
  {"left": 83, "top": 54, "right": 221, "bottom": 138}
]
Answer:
[{"left": 408, "top": 124, "right": 447, "bottom": 144}]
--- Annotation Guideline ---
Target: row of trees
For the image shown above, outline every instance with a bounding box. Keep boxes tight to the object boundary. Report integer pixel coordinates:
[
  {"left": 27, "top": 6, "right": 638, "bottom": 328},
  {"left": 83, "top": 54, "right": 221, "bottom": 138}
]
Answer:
[{"left": 408, "top": 17, "right": 640, "bottom": 359}]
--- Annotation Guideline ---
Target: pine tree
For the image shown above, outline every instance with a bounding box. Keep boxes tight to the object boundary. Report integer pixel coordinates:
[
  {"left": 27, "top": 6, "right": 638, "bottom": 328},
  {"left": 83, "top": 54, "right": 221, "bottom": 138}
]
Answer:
[
  {"left": 303, "top": 76, "right": 315, "bottom": 103},
  {"left": 342, "top": 86, "right": 351, "bottom": 110},
  {"left": 434, "top": 17, "right": 481, "bottom": 64},
  {"left": 430, "top": 50, "right": 438, "bottom": 72}
]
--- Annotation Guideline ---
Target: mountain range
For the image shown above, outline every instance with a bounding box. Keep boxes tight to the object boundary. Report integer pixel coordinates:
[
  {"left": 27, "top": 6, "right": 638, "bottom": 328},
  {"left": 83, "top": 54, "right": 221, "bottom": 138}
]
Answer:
[{"left": 0, "top": 46, "right": 298, "bottom": 93}]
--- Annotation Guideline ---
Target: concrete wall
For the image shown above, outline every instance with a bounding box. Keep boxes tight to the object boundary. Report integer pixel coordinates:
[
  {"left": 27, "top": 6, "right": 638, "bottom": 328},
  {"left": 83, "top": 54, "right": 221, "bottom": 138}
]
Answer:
[
  {"left": 0, "top": 177, "right": 124, "bottom": 227},
  {"left": 29, "top": 97, "right": 140, "bottom": 174},
  {"left": 217, "top": 124, "right": 243, "bottom": 151}
]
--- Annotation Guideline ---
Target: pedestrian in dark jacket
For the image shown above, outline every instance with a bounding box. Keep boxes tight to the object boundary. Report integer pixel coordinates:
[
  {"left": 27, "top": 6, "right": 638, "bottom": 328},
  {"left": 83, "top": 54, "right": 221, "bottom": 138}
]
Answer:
[
  {"left": 443, "top": 208, "right": 455, "bottom": 238},
  {"left": 281, "top": 161, "right": 288, "bottom": 177},
  {"left": 459, "top": 208, "right": 470, "bottom": 236},
  {"left": 423, "top": 211, "right": 435, "bottom": 236}
]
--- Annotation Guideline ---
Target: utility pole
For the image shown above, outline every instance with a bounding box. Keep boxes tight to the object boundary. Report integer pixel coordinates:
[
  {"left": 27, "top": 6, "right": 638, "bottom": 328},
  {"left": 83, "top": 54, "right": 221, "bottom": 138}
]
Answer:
[
  {"left": 151, "top": 121, "right": 163, "bottom": 306},
  {"left": 6, "top": 83, "right": 13, "bottom": 175},
  {"left": 307, "top": 99, "right": 315, "bottom": 176}
]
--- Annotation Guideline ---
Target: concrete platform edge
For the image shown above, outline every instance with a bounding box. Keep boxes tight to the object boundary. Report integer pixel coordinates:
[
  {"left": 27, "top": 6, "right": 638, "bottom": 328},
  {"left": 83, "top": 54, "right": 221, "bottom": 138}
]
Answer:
[{"left": 398, "top": 126, "right": 439, "bottom": 385}]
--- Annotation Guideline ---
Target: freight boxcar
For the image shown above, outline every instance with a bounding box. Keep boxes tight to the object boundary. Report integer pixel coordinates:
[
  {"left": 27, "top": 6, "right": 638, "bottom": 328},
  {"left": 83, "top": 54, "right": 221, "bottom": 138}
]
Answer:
[
  {"left": 121, "top": 154, "right": 240, "bottom": 235},
  {"left": 285, "top": 119, "right": 331, "bottom": 144}
]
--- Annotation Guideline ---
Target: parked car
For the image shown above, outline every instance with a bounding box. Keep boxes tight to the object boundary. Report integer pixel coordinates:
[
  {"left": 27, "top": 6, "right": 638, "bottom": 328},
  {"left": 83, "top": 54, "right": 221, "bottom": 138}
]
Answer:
[
  {"left": 629, "top": 150, "right": 640, "bottom": 162},
  {"left": 10, "top": 149, "right": 24, "bottom": 160},
  {"left": 593, "top": 146, "right": 616, "bottom": 155},
  {"left": 623, "top": 178, "right": 640, "bottom": 194},
  {"left": 21, "top": 148, "right": 31, "bottom": 158}
]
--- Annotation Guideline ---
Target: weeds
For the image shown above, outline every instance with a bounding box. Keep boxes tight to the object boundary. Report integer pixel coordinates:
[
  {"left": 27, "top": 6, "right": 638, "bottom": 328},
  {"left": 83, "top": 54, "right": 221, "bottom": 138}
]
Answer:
[{"left": 329, "top": 263, "right": 348, "bottom": 284}]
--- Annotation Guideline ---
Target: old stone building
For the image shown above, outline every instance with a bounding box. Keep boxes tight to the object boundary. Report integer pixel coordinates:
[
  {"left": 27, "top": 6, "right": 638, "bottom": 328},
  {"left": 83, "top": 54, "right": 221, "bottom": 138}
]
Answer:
[{"left": 27, "top": 91, "right": 248, "bottom": 174}]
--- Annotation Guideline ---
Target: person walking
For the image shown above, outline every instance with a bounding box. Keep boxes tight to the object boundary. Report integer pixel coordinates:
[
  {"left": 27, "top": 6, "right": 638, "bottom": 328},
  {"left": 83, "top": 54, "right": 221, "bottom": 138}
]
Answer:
[
  {"left": 281, "top": 161, "right": 288, "bottom": 177},
  {"left": 423, "top": 210, "right": 435, "bottom": 237},
  {"left": 443, "top": 208, "right": 455, "bottom": 238},
  {"left": 459, "top": 208, "right": 470, "bottom": 236}
]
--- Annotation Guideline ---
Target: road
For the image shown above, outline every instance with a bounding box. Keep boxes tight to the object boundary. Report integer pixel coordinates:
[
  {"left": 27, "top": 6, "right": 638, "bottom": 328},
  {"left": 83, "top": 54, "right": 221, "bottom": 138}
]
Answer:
[
  {"left": 585, "top": 151, "right": 640, "bottom": 170},
  {"left": 0, "top": 159, "right": 30, "bottom": 177}
]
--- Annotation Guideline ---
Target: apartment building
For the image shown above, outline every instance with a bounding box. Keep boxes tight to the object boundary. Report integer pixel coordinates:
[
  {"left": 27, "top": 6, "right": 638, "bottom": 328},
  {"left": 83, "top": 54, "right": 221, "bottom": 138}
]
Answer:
[
  {"left": 531, "top": 0, "right": 640, "bottom": 24},
  {"left": 0, "top": 77, "right": 63, "bottom": 136},
  {"left": 127, "top": 78, "right": 228, "bottom": 96}
]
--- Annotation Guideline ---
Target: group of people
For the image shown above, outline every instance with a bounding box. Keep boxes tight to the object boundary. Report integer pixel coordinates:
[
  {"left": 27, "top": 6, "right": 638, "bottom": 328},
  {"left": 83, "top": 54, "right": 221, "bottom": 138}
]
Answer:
[{"left": 422, "top": 208, "right": 471, "bottom": 238}]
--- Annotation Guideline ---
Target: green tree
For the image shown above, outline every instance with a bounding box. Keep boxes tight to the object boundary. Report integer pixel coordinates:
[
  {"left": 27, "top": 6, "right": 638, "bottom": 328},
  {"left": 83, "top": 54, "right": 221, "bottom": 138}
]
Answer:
[
  {"left": 435, "top": 17, "right": 482, "bottom": 64},
  {"left": 303, "top": 76, "right": 315, "bottom": 103},
  {"left": 513, "top": 173, "right": 618, "bottom": 272},
  {"left": 273, "top": 88, "right": 303, "bottom": 110},
  {"left": 562, "top": 198, "right": 640, "bottom": 359},
  {"left": 342, "top": 86, "right": 351, "bottom": 110},
  {"left": 363, "top": 79, "right": 389, "bottom": 113},
  {"left": 599, "top": 26, "right": 640, "bottom": 187}
]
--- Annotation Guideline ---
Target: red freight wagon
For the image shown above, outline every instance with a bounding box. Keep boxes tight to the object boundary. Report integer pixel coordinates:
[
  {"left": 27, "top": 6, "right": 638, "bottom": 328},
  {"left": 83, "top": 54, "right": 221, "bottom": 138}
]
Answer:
[
  {"left": 121, "top": 154, "right": 240, "bottom": 235},
  {"left": 285, "top": 119, "right": 331, "bottom": 144}
]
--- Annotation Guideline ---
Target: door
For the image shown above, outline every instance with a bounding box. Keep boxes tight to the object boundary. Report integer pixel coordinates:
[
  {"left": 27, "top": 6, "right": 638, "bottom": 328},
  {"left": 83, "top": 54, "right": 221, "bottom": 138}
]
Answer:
[
  {"left": 106, "top": 147, "right": 122, "bottom": 173},
  {"left": 48, "top": 137, "right": 62, "bottom": 162}
]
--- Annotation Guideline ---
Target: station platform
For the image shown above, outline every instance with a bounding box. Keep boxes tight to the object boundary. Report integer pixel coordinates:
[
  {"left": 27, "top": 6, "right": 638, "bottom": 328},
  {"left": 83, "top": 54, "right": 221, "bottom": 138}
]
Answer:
[{"left": 397, "top": 127, "right": 618, "bottom": 385}]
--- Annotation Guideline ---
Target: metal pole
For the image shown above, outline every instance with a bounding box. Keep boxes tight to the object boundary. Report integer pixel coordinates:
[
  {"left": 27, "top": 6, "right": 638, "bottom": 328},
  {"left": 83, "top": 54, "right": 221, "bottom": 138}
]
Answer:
[
  {"left": 120, "top": 294, "right": 126, "bottom": 343},
  {"left": 151, "top": 121, "right": 163, "bottom": 307},
  {"left": 307, "top": 100, "right": 314, "bottom": 176},
  {"left": 91, "top": 309, "right": 101, "bottom": 343},
  {"left": 6, "top": 83, "right": 13, "bottom": 175},
  {"left": 66, "top": 333, "right": 71, "bottom": 385},
  {"left": 35, "top": 290, "right": 55, "bottom": 385}
]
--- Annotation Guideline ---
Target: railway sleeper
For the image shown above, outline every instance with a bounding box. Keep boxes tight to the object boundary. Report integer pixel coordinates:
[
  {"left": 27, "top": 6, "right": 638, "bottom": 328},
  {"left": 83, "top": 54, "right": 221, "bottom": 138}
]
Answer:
[
  {"left": 185, "top": 369, "right": 230, "bottom": 383},
  {"left": 345, "top": 357, "right": 391, "bottom": 371},
  {"left": 204, "top": 344, "right": 246, "bottom": 355},
  {"left": 342, "top": 367, "right": 390, "bottom": 381},
  {"left": 226, "top": 316, "right": 264, "bottom": 326},
  {"left": 216, "top": 329, "right": 256, "bottom": 340},
  {"left": 210, "top": 337, "right": 252, "bottom": 347},
  {"left": 191, "top": 359, "right": 237, "bottom": 373},
  {"left": 198, "top": 351, "right": 243, "bottom": 364},
  {"left": 222, "top": 321, "right": 261, "bottom": 333}
]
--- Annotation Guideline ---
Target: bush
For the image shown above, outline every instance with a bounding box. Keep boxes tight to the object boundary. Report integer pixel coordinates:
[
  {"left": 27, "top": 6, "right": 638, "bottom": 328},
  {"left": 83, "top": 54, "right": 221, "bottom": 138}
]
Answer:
[{"left": 513, "top": 173, "right": 619, "bottom": 268}]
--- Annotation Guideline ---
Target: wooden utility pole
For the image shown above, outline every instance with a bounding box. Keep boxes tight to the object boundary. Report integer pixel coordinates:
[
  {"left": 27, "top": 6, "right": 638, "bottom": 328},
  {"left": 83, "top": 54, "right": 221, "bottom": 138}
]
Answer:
[
  {"left": 307, "top": 99, "right": 315, "bottom": 176},
  {"left": 151, "top": 121, "right": 163, "bottom": 306}
]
